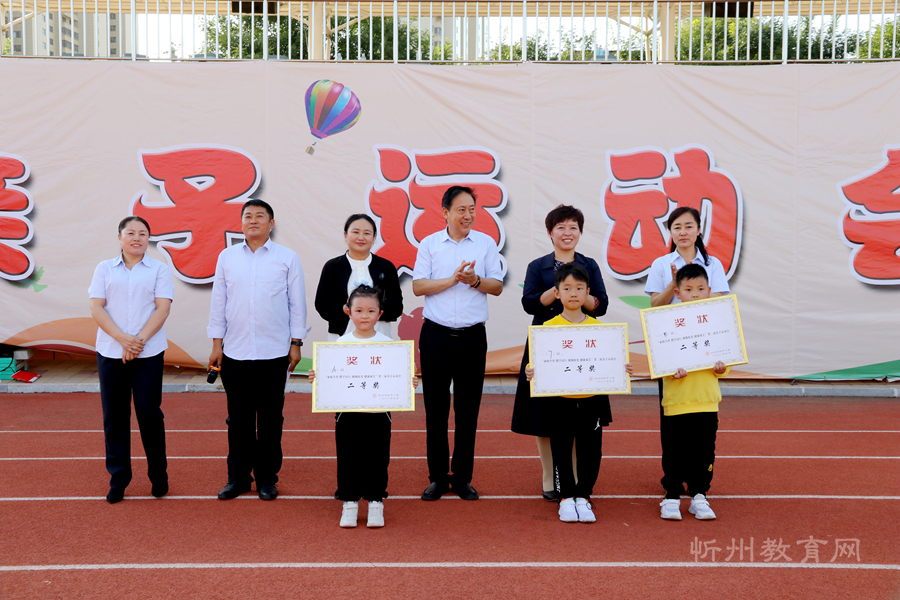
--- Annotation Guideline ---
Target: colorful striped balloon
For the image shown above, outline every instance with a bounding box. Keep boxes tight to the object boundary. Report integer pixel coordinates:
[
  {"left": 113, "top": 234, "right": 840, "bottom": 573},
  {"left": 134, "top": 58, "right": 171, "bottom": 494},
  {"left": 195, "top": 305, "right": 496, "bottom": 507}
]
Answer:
[{"left": 305, "top": 79, "right": 362, "bottom": 140}]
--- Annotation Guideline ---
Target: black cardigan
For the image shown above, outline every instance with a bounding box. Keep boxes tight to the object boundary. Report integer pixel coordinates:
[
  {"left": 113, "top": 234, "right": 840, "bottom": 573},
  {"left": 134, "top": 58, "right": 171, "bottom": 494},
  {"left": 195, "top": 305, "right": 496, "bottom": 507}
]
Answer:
[
  {"left": 520, "top": 251, "right": 609, "bottom": 325},
  {"left": 314, "top": 253, "right": 404, "bottom": 335}
]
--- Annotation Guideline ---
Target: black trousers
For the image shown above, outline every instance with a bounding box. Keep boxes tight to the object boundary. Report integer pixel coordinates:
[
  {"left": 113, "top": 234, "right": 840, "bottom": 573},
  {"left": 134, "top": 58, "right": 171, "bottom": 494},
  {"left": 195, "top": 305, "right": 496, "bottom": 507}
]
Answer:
[
  {"left": 97, "top": 351, "right": 167, "bottom": 490},
  {"left": 419, "top": 319, "right": 487, "bottom": 486},
  {"left": 660, "top": 411, "right": 718, "bottom": 499},
  {"left": 221, "top": 354, "right": 289, "bottom": 486},
  {"left": 550, "top": 397, "right": 605, "bottom": 499},
  {"left": 335, "top": 412, "right": 391, "bottom": 501}
]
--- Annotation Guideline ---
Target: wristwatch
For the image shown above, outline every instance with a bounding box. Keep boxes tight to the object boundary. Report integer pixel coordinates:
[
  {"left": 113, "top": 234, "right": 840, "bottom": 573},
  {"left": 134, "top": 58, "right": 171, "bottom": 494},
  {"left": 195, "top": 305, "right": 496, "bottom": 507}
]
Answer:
[{"left": 290, "top": 340, "right": 303, "bottom": 347}]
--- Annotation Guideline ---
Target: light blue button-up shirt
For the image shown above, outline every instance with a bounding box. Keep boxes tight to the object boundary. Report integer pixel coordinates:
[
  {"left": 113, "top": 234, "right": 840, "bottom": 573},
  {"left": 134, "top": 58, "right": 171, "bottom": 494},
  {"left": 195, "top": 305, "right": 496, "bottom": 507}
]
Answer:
[
  {"left": 207, "top": 238, "right": 309, "bottom": 360},
  {"left": 88, "top": 254, "right": 174, "bottom": 359}
]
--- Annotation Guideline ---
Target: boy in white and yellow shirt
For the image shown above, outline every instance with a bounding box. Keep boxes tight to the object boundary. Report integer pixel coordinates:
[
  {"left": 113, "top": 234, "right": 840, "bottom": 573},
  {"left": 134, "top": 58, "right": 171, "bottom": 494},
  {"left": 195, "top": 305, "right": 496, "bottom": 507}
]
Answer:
[{"left": 659, "top": 264, "right": 730, "bottom": 522}]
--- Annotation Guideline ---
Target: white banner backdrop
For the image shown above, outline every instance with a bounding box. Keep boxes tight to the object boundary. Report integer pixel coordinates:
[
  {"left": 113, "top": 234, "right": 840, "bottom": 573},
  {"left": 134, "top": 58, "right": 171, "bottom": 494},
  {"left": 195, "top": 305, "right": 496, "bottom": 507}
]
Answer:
[{"left": 1, "top": 61, "right": 899, "bottom": 379}]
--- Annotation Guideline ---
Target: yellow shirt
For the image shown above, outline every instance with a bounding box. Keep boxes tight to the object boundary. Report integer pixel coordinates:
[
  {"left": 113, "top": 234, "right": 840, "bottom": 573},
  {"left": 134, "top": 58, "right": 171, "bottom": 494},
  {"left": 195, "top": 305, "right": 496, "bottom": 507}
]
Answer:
[
  {"left": 661, "top": 366, "right": 731, "bottom": 416},
  {"left": 541, "top": 313, "right": 602, "bottom": 399}
]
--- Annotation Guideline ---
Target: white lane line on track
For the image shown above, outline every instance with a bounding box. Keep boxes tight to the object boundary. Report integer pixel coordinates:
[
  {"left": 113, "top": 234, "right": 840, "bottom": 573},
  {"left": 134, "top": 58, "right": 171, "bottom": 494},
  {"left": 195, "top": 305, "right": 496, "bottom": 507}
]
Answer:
[
  {"left": 3, "top": 429, "right": 900, "bottom": 434},
  {"left": 3, "top": 455, "right": 900, "bottom": 460},
  {"left": 0, "top": 561, "right": 896, "bottom": 572},
  {"left": 3, "top": 494, "right": 900, "bottom": 501}
]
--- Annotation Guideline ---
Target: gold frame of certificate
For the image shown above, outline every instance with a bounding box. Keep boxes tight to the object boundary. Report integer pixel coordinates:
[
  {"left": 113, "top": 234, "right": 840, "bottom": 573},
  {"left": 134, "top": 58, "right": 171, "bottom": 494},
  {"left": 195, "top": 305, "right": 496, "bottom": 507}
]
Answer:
[
  {"left": 311, "top": 340, "right": 416, "bottom": 413},
  {"left": 639, "top": 294, "right": 748, "bottom": 379},
  {"left": 527, "top": 323, "right": 631, "bottom": 397}
]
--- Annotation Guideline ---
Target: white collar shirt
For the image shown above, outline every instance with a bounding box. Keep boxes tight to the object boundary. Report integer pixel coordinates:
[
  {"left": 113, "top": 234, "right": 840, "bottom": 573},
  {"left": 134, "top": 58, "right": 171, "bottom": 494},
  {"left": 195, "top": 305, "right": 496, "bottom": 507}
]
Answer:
[
  {"left": 88, "top": 253, "right": 174, "bottom": 359},
  {"left": 412, "top": 228, "right": 503, "bottom": 328},
  {"left": 207, "top": 238, "right": 309, "bottom": 360},
  {"left": 644, "top": 247, "right": 730, "bottom": 303}
]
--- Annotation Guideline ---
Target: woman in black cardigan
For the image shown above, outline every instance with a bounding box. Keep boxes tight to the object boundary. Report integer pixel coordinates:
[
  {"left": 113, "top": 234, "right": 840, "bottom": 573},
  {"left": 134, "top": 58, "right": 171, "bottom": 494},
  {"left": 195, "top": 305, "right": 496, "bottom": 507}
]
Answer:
[
  {"left": 315, "top": 214, "right": 403, "bottom": 340},
  {"left": 510, "top": 205, "right": 609, "bottom": 501}
]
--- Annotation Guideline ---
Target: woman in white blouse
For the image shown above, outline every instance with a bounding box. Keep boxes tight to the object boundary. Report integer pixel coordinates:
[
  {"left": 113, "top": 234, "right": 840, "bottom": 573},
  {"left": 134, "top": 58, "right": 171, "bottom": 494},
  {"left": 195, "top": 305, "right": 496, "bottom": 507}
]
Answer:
[
  {"left": 314, "top": 214, "right": 403, "bottom": 341},
  {"left": 89, "top": 216, "right": 174, "bottom": 504}
]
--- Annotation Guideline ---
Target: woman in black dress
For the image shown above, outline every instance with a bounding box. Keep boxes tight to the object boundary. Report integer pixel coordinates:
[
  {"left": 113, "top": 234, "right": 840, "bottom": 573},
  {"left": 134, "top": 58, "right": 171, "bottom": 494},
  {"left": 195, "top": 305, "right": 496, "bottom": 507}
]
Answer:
[
  {"left": 510, "top": 205, "right": 609, "bottom": 500},
  {"left": 314, "top": 213, "right": 403, "bottom": 340}
]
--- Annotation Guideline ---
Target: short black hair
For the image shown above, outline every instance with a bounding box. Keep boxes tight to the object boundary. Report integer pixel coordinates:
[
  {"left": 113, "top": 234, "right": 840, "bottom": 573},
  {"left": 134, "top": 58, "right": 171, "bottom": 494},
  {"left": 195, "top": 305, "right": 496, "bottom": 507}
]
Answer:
[
  {"left": 544, "top": 204, "right": 584, "bottom": 233},
  {"left": 343, "top": 213, "right": 377, "bottom": 236},
  {"left": 441, "top": 186, "right": 477, "bottom": 211},
  {"left": 242, "top": 199, "right": 274, "bottom": 220},
  {"left": 675, "top": 264, "right": 709, "bottom": 287},
  {"left": 118, "top": 215, "right": 151, "bottom": 236},
  {"left": 346, "top": 284, "right": 384, "bottom": 311},
  {"left": 553, "top": 262, "right": 590, "bottom": 288}
]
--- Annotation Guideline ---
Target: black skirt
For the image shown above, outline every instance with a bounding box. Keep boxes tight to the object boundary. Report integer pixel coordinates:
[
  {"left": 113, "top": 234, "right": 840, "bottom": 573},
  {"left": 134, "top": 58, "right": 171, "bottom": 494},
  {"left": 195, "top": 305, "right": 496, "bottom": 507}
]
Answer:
[{"left": 510, "top": 340, "right": 612, "bottom": 437}]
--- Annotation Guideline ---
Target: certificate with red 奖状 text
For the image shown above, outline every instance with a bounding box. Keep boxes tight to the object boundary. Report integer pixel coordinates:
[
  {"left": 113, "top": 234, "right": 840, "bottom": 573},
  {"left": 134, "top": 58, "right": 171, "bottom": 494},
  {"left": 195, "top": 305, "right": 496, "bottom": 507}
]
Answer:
[
  {"left": 527, "top": 323, "right": 631, "bottom": 397},
  {"left": 311, "top": 340, "right": 416, "bottom": 412},
  {"left": 640, "top": 294, "right": 748, "bottom": 379}
]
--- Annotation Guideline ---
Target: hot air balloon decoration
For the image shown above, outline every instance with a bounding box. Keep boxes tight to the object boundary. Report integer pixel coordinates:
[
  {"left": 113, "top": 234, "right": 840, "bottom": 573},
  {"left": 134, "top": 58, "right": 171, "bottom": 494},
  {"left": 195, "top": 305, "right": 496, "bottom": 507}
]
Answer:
[{"left": 304, "top": 79, "right": 362, "bottom": 156}]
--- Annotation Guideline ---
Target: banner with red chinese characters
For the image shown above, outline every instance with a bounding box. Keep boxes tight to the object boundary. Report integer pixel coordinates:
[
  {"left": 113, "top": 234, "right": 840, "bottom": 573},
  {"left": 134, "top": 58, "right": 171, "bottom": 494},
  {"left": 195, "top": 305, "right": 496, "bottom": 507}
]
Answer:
[{"left": 1, "top": 61, "right": 899, "bottom": 380}]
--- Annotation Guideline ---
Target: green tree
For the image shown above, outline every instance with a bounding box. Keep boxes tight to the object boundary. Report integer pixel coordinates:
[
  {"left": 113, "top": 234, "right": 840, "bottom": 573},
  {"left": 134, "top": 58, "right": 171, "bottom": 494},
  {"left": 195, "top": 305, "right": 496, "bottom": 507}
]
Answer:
[
  {"left": 856, "top": 19, "right": 899, "bottom": 59},
  {"left": 202, "top": 15, "right": 307, "bottom": 59},
  {"left": 489, "top": 30, "right": 596, "bottom": 61},
  {"left": 617, "top": 16, "right": 857, "bottom": 62}
]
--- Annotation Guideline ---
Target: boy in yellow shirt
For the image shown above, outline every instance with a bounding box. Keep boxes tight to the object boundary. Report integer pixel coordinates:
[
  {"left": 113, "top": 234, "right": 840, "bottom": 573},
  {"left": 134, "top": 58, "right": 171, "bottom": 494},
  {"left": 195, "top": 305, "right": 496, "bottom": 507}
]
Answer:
[
  {"left": 659, "top": 264, "right": 729, "bottom": 521},
  {"left": 526, "top": 263, "right": 633, "bottom": 523}
]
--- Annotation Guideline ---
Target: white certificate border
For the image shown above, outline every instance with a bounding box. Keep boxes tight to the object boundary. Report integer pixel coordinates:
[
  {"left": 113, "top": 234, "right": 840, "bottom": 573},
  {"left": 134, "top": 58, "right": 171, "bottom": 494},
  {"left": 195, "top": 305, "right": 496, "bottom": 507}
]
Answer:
[
  {"left": 311, "top": 340, "right": 416, "bottom": 413},
  {"left": 639, "top": 294, "right": 748, "bottom": 379},
  {"left": 527, "top": 323, "right": 631, "bottom": 397}
]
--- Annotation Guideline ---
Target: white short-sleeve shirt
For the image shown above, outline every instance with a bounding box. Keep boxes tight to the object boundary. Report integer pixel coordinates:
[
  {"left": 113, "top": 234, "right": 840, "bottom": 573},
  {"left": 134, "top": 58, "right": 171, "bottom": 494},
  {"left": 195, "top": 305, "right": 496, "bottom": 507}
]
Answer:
[
  {"left": 412, "top": 228, "right": 503, "bottom": 328},
  {"left": 644, "top": 248, "right": 730, "bottom": 304},
  {"left": 88, "top": 254, "right": 174, "bottom": 359}
]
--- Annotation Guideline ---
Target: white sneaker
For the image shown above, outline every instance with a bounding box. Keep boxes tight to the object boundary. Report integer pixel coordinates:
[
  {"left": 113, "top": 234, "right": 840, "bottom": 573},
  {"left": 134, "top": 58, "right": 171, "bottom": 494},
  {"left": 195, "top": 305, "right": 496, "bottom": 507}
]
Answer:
[
  {"left": 660, "top": 498, "right": 682, "bottom": 520},
  {"left": 574, "top": 498, "right": 596, "bottom": 523},
  {"left": 689, "top": 494, "right": 716, "bottom": 520},
  {"left": 558, "top": 498, "right": 578, "bottom": 522},
  {"left": 367, "top": 501, "right": 384, "bottom": 528},
  {"left": 340, "top": 501, "right": 358, "bottom": 528}
]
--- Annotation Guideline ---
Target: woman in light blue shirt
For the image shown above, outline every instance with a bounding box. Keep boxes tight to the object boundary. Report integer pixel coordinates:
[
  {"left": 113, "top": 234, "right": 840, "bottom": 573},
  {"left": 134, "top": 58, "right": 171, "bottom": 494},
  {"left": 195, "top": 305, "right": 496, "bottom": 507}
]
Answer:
[{"left": 89, "top": 216, "right": 174, "bottom": 504}]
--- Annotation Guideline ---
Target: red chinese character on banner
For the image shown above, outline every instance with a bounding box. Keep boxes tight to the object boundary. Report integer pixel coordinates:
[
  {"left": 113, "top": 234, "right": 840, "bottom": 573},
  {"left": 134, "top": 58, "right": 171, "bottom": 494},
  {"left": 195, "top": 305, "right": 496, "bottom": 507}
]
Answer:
[
  {"left": 675, "top": 318, "right": 686, "bottom": 328},
  {"left": 697, "top": 314, "right": 708, "bottom": 324},
  {"left": 839, "top": 146, "right": 900, "bottom": 285},
  {"left": 347, "top": 356, "right": 358, "bottom": 366},
  {"left": 601, "top": 145, "right": 743, "bottom": 281},
  {"left": 130, "top": 145, "right": 260, "bottom": 284},
  {"left": 366, "top": 145, "right": 508, "bottom": 276},
  {"left": 0, "top": 152, "right": 35, "bottom": 281},
  {"left": 562, "top": 340, "right": 573, "bottom": 349}
]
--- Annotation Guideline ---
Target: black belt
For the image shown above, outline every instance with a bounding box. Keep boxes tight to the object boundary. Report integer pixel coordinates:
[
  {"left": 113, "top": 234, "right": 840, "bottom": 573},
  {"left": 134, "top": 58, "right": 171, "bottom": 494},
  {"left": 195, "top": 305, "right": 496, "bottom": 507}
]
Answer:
[{"left": 425, "top": 318, "right": 485, "bottom": 335}]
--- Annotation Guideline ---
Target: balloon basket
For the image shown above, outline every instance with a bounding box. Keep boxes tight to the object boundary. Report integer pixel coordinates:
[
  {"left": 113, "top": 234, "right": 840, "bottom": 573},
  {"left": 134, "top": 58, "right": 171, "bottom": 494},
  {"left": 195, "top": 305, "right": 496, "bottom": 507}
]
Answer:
[{"left": 305, "top": 145, "right": 316, "bottom": 156}]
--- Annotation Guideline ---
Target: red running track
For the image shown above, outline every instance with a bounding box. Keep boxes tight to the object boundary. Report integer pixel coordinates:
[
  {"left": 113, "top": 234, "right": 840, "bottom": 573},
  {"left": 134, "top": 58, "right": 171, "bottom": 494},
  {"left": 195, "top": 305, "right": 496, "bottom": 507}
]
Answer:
[{"left": 0, "top": 393, "right": 898, "bottom": 599}]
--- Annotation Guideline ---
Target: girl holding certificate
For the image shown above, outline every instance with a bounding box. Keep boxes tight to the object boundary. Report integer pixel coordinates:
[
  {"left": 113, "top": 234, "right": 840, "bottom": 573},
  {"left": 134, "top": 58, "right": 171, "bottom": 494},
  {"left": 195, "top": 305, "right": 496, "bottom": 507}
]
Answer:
[
  {"left": 308, "top": 285, "right": 418, "bottom": 529},
  {"left": 511, "top": 205, "right": 609, "bottom": 501}
]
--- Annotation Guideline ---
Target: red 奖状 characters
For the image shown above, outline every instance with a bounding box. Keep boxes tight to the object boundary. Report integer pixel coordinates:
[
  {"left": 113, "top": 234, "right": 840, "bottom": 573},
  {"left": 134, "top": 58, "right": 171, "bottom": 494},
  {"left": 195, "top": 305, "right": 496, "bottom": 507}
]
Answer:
[
  {"left": 366, "top": 145, "right": 508, "bottom": 276},
  {"left": 839, "top": 145, "right": 900, "bottom": 285},
  {"left": 130, "top": 145, "right": 261, "bottom": 284},
  {"left": 601, "top": 145, "right": 743, "bottom": 281},
  {"left": 0, "top": 153, "right": 35, "bottom": 281}
]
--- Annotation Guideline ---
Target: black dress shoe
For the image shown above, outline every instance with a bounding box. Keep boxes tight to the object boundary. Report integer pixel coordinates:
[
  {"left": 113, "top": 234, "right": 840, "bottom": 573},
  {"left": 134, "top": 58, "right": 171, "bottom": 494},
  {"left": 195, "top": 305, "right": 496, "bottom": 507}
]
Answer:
[
  {"left": 258, "top": 484, "right": 278, "bottom": 500},
  {"left": 106, "top": 488, "right": 125, "bottom": 504},
  {"left": 218, "top": 481, "right": 252, "bottom": 500},
  {"left": 151, "top": 482, "right": 169, "bottom": 498},
  {"left": 542, "top": 490, "right": 560, "bottom": 502},
  {"left": 421, "top": 481, "right": 450, "bottom": 501},
  {"left": 451, "top": 482, "right": 479, "bottom": 500}
]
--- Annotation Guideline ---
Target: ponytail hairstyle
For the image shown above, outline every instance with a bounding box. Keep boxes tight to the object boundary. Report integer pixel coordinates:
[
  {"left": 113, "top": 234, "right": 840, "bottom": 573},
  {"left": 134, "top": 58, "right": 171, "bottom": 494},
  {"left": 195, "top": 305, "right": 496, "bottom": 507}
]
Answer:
[
  {"left": 666, "top": 206, "right": 709, "bottom": 266},
  {"left": 345, "top": 284, "right": 384, "bottom": 312}
]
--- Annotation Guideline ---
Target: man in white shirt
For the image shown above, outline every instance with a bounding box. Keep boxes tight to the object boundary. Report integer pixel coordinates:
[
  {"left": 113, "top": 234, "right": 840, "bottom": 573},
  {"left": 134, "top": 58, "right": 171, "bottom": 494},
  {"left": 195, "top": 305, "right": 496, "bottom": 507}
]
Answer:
[
  {"left": 412, "top": 186, "right": 503, "bottom": 501},
  {"left": 208, "top": 200, "right": 308, "bottom": 501}
]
